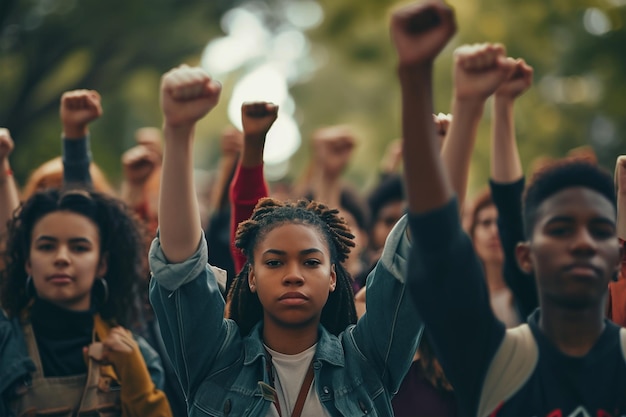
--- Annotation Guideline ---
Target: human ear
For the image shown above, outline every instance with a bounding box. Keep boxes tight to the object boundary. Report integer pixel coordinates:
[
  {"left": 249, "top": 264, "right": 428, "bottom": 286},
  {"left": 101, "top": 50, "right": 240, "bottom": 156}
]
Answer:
[
  {"left": 97, "top": 253, "right": 108, "bottom": 278},
  {"left": 248, "top": 266, "right": 256, "bottom": 293},
  {"left": 515, "top": 241, "right": 533, "bottom": 274},
  {"left": 329, "top": 264, "right": 337, "bottom": 292}
]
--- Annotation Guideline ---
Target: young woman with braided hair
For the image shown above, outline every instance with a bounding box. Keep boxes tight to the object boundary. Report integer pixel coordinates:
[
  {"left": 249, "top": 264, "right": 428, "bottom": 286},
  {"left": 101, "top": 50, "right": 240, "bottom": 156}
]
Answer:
[
  {"left": 227, "top": 198, "right": 357, "bottom": 338},
  {"left": 149, "top": 65, "right": 423, "bottom": 417}
]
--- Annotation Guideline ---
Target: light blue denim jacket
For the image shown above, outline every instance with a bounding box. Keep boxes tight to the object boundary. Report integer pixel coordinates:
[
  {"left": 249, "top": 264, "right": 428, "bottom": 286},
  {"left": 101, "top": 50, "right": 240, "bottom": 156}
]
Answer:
[{"left": 149, "top": 216, "right": 421, "bottom": 417}]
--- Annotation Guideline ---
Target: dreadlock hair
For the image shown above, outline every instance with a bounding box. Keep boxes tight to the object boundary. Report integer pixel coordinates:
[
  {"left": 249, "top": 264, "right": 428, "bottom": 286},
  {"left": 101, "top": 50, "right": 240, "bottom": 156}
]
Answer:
[
  {"left": 228, "top": 198, "right": 357, "bottom": 337},
  {"left": 0, "top": 188, "right": 145, "bottom": 327},
  {"left": 522, "top": 160, "right": 616, "bottom": 240}
]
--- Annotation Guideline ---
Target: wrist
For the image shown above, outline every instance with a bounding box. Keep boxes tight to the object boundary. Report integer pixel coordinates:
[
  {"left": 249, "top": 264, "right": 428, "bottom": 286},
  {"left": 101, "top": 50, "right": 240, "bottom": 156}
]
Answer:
[
  {"left": 0, "top": 160, "right": 13, "bottom": 183},
  {"left": 494, "top": 94, "right": 517, "bottom": 106},
  {"left": 62, "top": 124, "right": 88, "bottom": 139},
  {"left": 398, "top": 63, "right": 434, "bottom": 83},
  {"left": 162, "top": 123, "right": 194, "bottom": 143}
]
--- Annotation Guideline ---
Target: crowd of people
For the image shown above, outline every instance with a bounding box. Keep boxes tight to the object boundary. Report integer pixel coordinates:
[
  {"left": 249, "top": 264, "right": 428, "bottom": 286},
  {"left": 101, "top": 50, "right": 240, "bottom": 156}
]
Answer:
[{"left": 1, "top": 0, "right": 626, "bottom": 416}]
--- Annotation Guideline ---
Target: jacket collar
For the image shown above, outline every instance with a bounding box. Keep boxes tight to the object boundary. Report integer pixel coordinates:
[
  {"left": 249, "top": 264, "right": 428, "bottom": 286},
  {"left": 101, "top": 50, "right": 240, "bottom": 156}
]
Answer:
[{"left": 243, "top": 322, "right": 345, "bottom": 368}]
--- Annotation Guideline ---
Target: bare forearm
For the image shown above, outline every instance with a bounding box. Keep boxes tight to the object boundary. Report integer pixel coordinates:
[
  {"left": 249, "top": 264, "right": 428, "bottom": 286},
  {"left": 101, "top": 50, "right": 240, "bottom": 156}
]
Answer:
[
  {"left": 618, "top": 191, "right": 626, "bottom": 241},
  {"left": 400, "top": 66, "right": 453, "bottom": 214},
  {"left": 441, "top": 98, "right": 484, "bottom": 209},
  {"left": 159, "top": 125, "right": 202, "bottom": 262},
  {"left": 0, "top": 160, "right": 19, "bottom": 234},
  {"left": 491, "top": 96, "right": 523, "bottom": 183},
  {"left": 240, "top": 134, "right": 265, "bottom": 168}
]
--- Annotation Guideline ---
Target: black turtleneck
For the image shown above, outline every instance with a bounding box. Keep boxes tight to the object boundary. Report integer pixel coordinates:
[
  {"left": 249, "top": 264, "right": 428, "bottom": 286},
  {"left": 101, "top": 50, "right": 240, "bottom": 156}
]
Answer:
[{"left": 30, "top": 298, "right": 94, "bottom": 377}]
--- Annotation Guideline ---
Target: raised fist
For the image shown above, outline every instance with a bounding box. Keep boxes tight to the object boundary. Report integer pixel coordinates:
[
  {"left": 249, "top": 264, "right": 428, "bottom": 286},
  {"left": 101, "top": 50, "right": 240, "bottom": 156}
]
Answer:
[
  {"left": 0, "top": 128, "right": 14, "bottom": 161},
  {"left": 495, "top": 58, "right": 533, "bottom": 100},
  {"left": 220, "top": 126, "right": 244, "bottom": 156},
  {"left": 122, "top": 145, "right": 160, "bottom": 185},
  {"left": 312, "top": 125, "right": 356, "bottom": 177},
  {"left": 60, "top": 89, "right": 103, "bottom": 138},
  {"left": 241, "top": 101, "right": 279, "bottom": 139},
  {"left": 433, "top": 112, "right": 452, "bottom": 147},
  {"left": 453, "top": 43, "right": 516, "bottom": 102},
  {"left": 390, "top": 0, "right": 456, "bottom": 68},
  {"left": 160, "top": 65, "right": 221, "bottom": 129}
]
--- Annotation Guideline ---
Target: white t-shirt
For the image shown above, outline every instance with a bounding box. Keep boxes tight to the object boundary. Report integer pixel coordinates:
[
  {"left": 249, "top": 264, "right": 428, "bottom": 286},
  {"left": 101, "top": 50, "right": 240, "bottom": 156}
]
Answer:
[{"left": 264, "top": 344, "right": 331, "bottom": 417}]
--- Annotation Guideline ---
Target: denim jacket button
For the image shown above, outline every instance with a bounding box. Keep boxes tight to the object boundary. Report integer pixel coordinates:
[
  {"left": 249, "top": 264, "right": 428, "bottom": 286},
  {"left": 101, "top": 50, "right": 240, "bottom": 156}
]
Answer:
[
  {"left": 224, "top": 399, "right": 232, "bottom": 415},
  {"left": 323, "top": 386, "right": 330, "bottom": 395},
  {"left": 359, "top": 400, "right": 368, "bottom": 413}
]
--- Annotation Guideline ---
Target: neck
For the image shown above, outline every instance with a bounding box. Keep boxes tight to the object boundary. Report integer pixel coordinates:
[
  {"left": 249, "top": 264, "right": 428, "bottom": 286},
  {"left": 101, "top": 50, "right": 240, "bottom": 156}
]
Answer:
[
  {"left": 483, "top": 261, "right": 506, "bottom": 293},
  {"left": 262, "top": 317, "right": 319, "bottom": 355},
  {"left": 538, "top": 300, "right": 606, "bottom": 357}
]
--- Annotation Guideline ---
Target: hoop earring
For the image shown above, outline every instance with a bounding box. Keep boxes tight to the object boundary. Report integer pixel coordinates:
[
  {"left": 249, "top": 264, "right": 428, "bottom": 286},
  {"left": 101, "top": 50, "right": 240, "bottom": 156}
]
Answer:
[
  {"left": 25, "top": 275, "right": 35, "bottom": 299},
  {"left": 93, "top": 277, "right": 109, "bottom": 306}
]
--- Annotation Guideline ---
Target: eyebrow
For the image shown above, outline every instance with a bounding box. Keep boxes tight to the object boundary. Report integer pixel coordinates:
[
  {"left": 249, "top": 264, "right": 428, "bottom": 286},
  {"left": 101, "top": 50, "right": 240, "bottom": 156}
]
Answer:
[
  {"left": 35, "top": 236, "right": 94, "bottom": 244},
  {"left": 262, "top": 248, "right": 324, "bottom": 256},
  {"left": 545, "top": 215, "right": 615, "bottom": 226}
]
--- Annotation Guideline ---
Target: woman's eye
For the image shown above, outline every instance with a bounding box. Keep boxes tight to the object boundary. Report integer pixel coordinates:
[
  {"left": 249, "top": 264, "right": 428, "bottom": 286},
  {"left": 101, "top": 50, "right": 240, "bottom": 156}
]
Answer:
[
  {"left": 37, "top": 243, "right": 54, "bottom": 251},
  {"left": 73, "top": 245, "right": 90, "bottom": 252},
  {"left": 265, "top": 260, "right": 281, "bottom": 267},
  {"left": 304, "top": 259, "right": 321, "bottom": 267}
]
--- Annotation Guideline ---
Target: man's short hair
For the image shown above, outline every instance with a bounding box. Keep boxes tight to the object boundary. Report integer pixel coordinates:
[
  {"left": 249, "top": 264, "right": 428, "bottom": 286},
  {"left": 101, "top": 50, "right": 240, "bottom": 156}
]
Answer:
[{"left": 522, "top": 160, "right": 616, "bottom": 239}]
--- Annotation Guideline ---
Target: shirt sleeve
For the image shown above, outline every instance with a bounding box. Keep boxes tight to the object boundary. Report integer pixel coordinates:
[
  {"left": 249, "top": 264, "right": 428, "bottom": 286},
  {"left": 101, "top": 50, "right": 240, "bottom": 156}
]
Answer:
[
  {"left": 148, "top": 232, "right": 241, "bottom": 399},
  {"left": 490, "top": 178, "right": 539, "bottom": 320},
  {"left": 62, "top": 136, "right": 93, "bottom": 190},
  {"left": 350, "top": 215, "right": 423, "bottom": 394},
  {"left": 407, "top": 197, "right": 506, "bottom": 416},
  {"left": 229, "top": 163, "right": 269, "bottom": 274}
]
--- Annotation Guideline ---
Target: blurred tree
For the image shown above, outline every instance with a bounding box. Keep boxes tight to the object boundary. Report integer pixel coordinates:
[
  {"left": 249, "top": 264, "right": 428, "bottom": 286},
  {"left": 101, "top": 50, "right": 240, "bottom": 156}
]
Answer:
[{"left": 0, "top": 0, "right": 241, "bottom": 185}]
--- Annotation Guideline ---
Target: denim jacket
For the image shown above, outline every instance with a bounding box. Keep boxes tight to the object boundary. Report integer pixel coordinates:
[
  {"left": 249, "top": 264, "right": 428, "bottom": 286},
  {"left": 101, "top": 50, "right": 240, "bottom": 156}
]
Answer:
[{"left": 149, "top": 216, "right": 422, "bottom": 417}]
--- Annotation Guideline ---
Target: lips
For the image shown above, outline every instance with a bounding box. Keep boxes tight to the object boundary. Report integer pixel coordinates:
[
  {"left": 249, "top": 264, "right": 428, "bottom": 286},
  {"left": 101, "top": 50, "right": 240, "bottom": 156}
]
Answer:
[
  {"left": 563, "top": 262, "right": 602, "bottom": 278},
  {"left": 279, "top": 292, "right": 308, "bottom": 300},
  {"left": 278, "top": 292, "right": 308, "bottom": 305},
  {"left": 47, "top": 274, "right": 73, "bottom": 284}
]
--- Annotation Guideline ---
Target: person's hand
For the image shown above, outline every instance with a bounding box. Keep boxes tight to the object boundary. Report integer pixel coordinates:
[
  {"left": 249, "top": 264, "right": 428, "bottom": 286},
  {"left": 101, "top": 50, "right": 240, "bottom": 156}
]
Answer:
[
  {"left": 495, "top": 58, "right": 533, "bottom": 100},
  {"left": 86, "top": 327, "right": 140, "bottom": 382},
  {"left": 453, "top": 43, "right": 516, "bottom": 103},
  {"left": 241, "top": 101, "right": 278, "bottom": 140},
  {"left": 381, "top": 139, "right": 403, "bottom": 174},
  {"left": 220, "top": 126, "right": 244, "bottom": 157},
  {"left": 60, "top": 89, "right": 103, "bottom": 138},
  {"left": 615, "top": 155, "right": 626, "bottom": 195},
  {"left": 160, "top": 65, "right": 221, "bottom": 130},
  {"left": 122, "top": 145, "right": 161, "bottom": 185},
  {"left": 134, "top": 127, "right": 163, "bottom": 160},
  {"left": 390, "top": 0, "right": 457, "bottom": 69},
  {"left": 312, "top": 125, "right": 356, "bottom": 178},
  {"left": 0, "top": 128, "right": 14, "bottom": 162},
  {"left": 433, "top": 112, "right": 452, "bottom": 149}
]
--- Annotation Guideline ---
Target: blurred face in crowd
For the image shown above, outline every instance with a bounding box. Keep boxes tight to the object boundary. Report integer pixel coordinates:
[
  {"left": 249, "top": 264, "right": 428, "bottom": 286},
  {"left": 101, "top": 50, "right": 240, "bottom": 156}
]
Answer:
[
  {"left": 472, "top": 204, "right": 504, "bottom": 265},
  {"left": 25, "top": 210, "right": 107, "bottom": 311},
  {"left": 371, "top": 200, "right": 405, "bottom": 253}
]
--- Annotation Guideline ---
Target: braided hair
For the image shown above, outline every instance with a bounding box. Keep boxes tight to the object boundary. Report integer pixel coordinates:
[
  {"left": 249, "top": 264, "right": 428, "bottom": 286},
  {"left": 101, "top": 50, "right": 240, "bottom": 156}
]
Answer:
[{"left": 228, "top": 198, "right": 357, "bottom": 336}]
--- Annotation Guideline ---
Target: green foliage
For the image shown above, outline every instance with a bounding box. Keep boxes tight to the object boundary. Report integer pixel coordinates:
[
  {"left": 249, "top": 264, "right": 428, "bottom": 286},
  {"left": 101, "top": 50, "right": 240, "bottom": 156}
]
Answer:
[{"left": 0, "top": 0, "right": 238, "bottom": 184}]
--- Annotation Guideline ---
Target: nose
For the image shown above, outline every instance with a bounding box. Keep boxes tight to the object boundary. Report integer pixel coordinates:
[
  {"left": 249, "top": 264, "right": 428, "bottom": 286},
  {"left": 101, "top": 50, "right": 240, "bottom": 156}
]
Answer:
[
  {"left": 54, "top": 245, "right": 70, "bottom": 266},
  {"left": 570, "top": 227, "right": 597, "bottom": 257},
  {"left": 282, "top": 262, "right": 304, "bottom": 286}
]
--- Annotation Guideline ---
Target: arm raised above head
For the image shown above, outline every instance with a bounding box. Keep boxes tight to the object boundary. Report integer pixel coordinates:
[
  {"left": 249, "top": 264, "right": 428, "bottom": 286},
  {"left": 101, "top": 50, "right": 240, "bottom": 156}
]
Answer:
[{"left": 158, "top": 65, "right": 222, "bottom": 263}]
